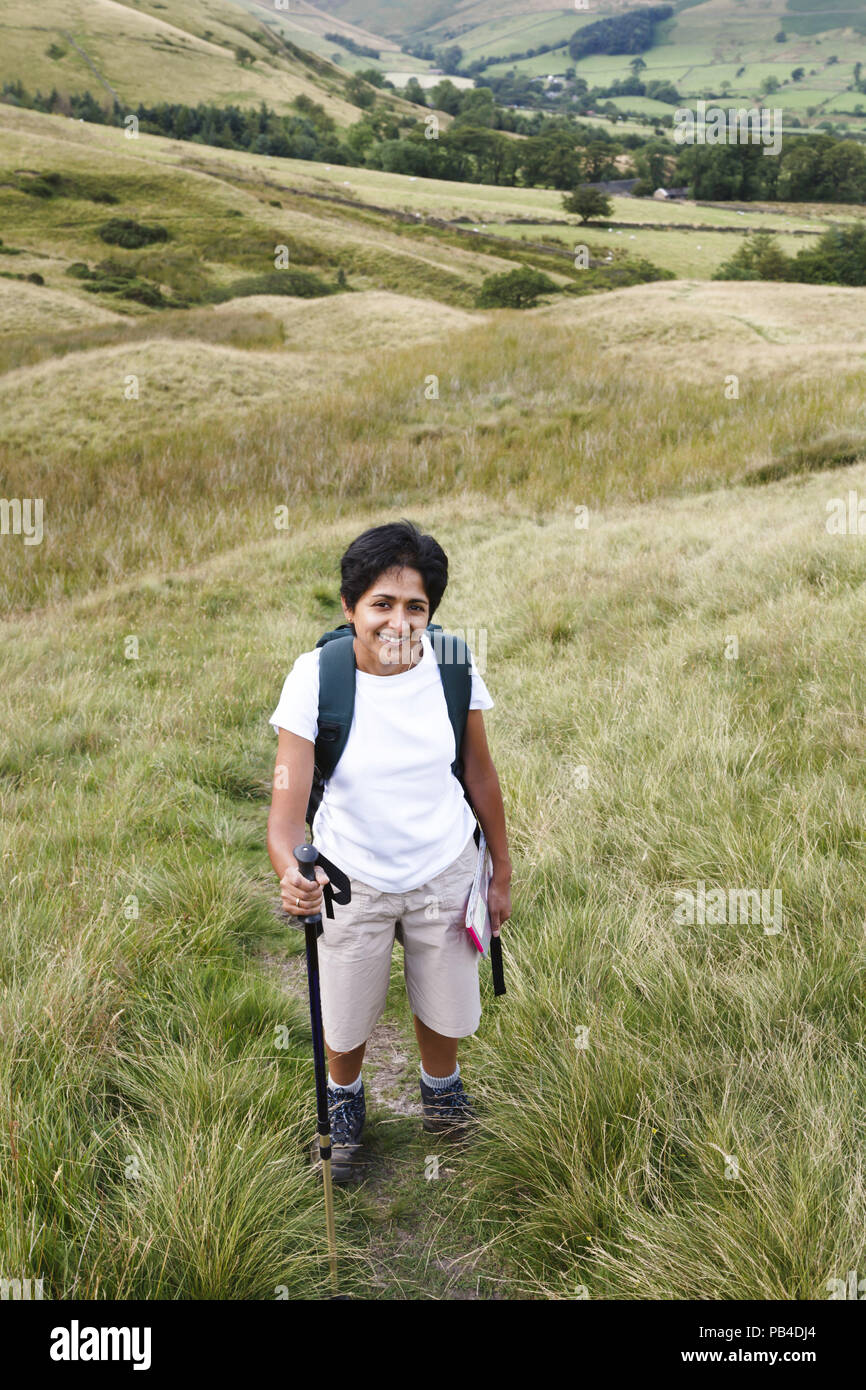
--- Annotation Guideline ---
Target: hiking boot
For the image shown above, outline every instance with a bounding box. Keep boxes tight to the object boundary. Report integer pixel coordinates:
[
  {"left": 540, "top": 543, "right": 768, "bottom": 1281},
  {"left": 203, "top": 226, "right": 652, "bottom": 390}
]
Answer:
[
  {"left": 310, "top": 1081, "right": 366, "bottom": 1185},
  {"left": 420, "top": 1075, "right": 477, "bottom": 1136}
]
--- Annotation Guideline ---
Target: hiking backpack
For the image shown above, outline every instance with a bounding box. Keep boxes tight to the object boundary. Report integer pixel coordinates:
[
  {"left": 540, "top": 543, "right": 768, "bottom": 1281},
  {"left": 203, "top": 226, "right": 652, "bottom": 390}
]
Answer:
[{"left": 306, "top": 622, "right": 479, "bottom": 839}]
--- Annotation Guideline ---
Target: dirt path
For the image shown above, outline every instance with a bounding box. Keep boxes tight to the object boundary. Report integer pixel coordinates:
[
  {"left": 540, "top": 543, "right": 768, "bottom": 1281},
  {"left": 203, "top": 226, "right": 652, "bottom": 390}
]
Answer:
[{"left": 256, "top": 941, "right": 506, "bottom": 1300}]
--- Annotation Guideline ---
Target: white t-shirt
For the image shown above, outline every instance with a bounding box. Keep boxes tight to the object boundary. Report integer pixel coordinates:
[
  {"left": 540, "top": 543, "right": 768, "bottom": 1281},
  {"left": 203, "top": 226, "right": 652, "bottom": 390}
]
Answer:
[{"left": 269, "top": 628, "right": 494, "bottom": 893}]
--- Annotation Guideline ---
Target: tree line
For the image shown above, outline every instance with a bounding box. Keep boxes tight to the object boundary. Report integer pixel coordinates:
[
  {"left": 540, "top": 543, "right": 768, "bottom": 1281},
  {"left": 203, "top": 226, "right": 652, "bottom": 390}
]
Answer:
[
  {"left": 678, "top": 135, "right": 866, "bottom": 203},
  {"left": 715, "top": 223, "right": 866, "bottom": 286},
  {"left": 3, "top": 79, "right": 865, "bottom": 203},
  {"left": 567, "top": 5, "right": 674, "bottom": 63}
]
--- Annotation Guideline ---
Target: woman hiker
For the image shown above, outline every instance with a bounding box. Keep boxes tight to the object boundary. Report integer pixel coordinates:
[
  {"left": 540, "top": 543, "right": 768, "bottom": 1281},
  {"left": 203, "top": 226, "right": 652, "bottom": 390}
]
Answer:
[{"left": 266, "top": 519, "right": 512, "bottom": 1182}]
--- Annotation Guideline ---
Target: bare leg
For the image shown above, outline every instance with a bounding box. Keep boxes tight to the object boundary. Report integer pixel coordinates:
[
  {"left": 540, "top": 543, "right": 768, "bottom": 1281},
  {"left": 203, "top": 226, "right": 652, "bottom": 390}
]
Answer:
[
  {"left": 413, "top": 1015, "right": 459, "bottom": 1077},
  {"left": 325, "top": 1038, "right": 366, "bottom": 1087}
]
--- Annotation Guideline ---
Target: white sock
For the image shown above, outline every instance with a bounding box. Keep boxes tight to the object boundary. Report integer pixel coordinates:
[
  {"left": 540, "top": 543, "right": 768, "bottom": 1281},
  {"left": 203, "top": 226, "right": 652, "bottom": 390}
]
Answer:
[
  {"left": 328, "top": 1071, "right": 362, "bottom": 1094},
  {"left": 421, "top": 1062, "right": 459, "bottom": 1091}
]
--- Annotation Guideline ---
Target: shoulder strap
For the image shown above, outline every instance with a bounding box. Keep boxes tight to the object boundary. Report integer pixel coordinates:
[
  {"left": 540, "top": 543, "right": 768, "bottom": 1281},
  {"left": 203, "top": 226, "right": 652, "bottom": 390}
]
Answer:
[
  {"left": 428, "top": 626, "right": 473, "bottom": 790},
  {"left": 304, "top": 626, "right": 357, "bottom": 834},
  {"left": 313, "top": 629, "right": 356, "bottom": 783}
]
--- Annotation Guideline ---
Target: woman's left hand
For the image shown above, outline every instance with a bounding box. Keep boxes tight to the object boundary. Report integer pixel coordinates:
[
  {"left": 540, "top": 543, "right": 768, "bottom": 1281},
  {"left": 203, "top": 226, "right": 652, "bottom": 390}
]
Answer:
[{"left": 488, "top": 873, "right": 512, "bottom": 937}]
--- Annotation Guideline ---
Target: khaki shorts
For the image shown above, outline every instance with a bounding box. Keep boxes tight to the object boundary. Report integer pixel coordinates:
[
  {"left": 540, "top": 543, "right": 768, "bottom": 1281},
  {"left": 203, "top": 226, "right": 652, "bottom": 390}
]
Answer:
[{"left": 318, "top": 832, "right": 481, "bottom": 1054}]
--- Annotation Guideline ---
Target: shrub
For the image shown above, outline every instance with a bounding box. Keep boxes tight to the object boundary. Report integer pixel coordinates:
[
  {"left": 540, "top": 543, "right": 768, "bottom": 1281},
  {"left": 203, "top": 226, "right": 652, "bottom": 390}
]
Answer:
[
  {"left": 713, "top": 232, "right": 791, "bottom": 282},
  {"left": 16, "top": 171, "right": 63, "bottom": 198},
  {"left": 206, "top": 268, "right": 339, "bottom": 302},
  {"left": 715, "top": 224, "right": 866, "bottom": 287},
  {"left": 476, "top": 266, "right": 559, "bottom": 309},
  {"left": 98, "top": 219, "right": 169, "bottom": 249},
  {"left": 71, "top": 259, "right": 171, "bottom": 306}
]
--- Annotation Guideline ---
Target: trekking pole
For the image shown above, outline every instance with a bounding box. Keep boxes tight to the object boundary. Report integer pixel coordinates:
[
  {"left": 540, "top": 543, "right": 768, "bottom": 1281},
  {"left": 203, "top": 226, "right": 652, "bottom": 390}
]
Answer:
[{"left": 294, "top": 843, "right": 340, "bottom": 1298}]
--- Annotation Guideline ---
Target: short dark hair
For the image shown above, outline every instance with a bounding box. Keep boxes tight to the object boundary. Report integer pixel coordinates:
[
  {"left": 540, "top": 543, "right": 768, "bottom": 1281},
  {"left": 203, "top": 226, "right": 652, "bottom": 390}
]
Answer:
[{"left": 339, "top": 519, "right": 448, "bottom": 626}]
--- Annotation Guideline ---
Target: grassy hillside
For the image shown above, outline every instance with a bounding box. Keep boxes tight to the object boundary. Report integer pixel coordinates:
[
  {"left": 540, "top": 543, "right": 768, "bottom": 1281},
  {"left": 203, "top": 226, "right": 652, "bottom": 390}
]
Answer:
[
  {"left": 0, "top": 0, "right": 416, "bottom": 124},
  {"left": 323, "top": 0, "right": 669, "bottom": 41},
  {"left": 2, "top": 85, "right": 866, "bottom": 1300},
  {"left": 2, "top": 117, "right": 866, "bottom": 611},
  {"left": 2, "top": 343, "right": 865, "bottom": 1294},
  {"left": 0, "top": 102, "right": 675, "bottom": 369},
  {"left": 0, "top": 106, "right": 515, "bottom": 324},
  {"left": 238, "top": 0, "right": 419, "bottom": 77}
]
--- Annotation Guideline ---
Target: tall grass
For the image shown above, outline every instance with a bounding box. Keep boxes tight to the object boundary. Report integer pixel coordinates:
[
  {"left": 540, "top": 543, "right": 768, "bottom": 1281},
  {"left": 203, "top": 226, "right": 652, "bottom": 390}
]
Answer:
[
  {"left": 3, "top": 305, "right": 865, "bottom": 614},
  {"left": 439, "top": 479, "right": 866, "bottom": 1298},
  {"left": 0, "top": 710, "right": 372, "bottom": 1296},
  {"left": 2, "top": 455, "right": 866, "bottom": 1296}
]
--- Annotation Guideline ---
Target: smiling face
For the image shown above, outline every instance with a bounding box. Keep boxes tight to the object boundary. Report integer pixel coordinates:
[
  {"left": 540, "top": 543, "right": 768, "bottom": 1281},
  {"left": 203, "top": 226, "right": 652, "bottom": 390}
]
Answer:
[{"left": 341, "top": 565, "right": 430, "bottom": 675}]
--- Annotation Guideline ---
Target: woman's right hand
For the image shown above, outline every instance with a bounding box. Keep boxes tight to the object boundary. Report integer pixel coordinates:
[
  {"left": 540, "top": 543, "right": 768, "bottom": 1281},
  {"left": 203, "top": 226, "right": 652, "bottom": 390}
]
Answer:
[{"left": 280, "top": 863, "right": 330, "bottom": 917}]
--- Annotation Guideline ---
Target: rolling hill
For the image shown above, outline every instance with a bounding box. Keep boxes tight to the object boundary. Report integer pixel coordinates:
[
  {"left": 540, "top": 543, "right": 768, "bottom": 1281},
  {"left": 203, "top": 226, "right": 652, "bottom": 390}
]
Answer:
[
  {"left": 0, "top": 0, "right": 417, "bottom": 124},
  {"left": 2, "top": 100, "right": 865, "bottom": 616}
]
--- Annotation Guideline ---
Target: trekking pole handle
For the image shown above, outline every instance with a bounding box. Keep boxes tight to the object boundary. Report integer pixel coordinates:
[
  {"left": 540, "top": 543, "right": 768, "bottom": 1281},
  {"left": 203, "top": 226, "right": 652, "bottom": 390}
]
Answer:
[{"left": 294, "top": 843, "right": 323, "bottom": 926}]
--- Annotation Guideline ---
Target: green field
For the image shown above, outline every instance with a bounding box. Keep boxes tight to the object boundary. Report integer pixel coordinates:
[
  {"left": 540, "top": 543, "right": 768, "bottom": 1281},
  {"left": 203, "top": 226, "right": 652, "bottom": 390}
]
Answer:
[
  {"left": 485, "top": 222, "right": 821, "bottom": 277},
  {"left": 454, "top": 8, "right": 595, "bottom": 59}
]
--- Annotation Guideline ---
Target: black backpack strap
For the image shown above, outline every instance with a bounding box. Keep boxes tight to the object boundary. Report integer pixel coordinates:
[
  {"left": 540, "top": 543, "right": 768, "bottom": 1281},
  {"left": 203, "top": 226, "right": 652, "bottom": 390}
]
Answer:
[
  {"left": 315, "top": 632, "right": 357, "bottom": 779},
  {"left": 429, "top": 628, "right": 475, "bottom": 818},
  {"left": 307, "top": 632, "right": 357, "bottom": 833}
]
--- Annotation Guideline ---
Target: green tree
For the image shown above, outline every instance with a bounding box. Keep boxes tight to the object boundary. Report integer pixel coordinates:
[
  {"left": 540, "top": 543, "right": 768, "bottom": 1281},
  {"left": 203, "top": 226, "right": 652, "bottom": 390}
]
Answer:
[
  {"left": 582, "top": 140, "right": 621, "bottom": 181},
  {"left": 714, "top": 231, "right": 791, "bottom": 281},
  {"left": 562, "top": 186, "right": 614, "bottom": 222},
  {"left": 792, "top": 222, "right": 866, "bottom": 285},
  {"left": 346, "top": 75, "right": 376, "bottom": 109},
  {"left": 355, "top": 68, "right": 386, "bottom": 89},
  {"left": 437, "top": 44, "right": 463, "bottom": 76},
  {"left": 476, "top": 265, "right": 558, "bottom": 308},
  {"left": 540, "top": 141, "right": 584, "bottom": 190},
  {"left": 429, "top": 79, "right": 462, "bottom": 115},
  {"left": 453, "top": 87, "right": 495, "bottom": 129},
  {"left": 345, "top": 120, "right": 376, "bottom": 157},
  {"left": 634, "top": 137, "right": 669, "bottom": 189},
  {"left": 403, "top": 78, "right": 427, "bottom": 107}
]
